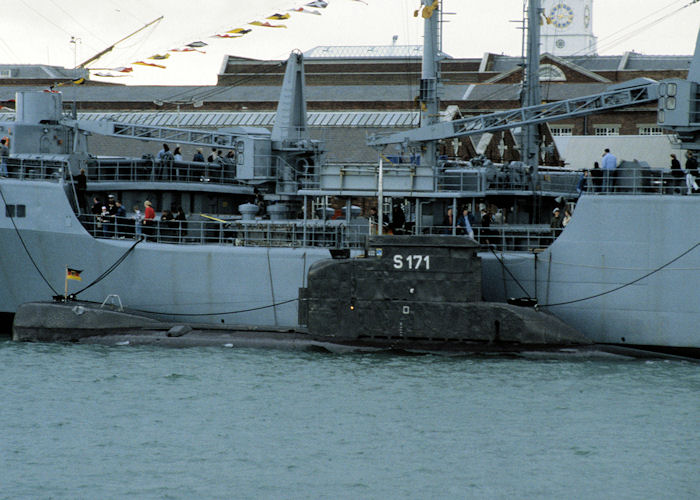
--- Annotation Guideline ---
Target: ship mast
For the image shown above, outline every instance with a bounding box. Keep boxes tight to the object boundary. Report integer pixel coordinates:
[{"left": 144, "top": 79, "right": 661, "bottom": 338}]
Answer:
[
  {"left": 521, "top": 0, "right": 543, "bottom": 222},
  {"left": 521, "top": 0, "right": 542, "bottom": 168},
  {"left": 75, "top": 16, "right": 164, "bottom": 69},
  {"left": 419, "top": 0, "right": 442, "bottom": 167}
]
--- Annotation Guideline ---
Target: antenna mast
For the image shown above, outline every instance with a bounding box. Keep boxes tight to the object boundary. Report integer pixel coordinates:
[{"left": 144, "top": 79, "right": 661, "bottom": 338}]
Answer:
[
  {"left": 419, "top": 0, "right": 442, "bottom": 167},
  {"left": 521, "top": 0, "right": 542, "bottom": 169}
]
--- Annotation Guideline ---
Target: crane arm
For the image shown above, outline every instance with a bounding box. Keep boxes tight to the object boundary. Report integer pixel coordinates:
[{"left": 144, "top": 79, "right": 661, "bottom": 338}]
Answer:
[
  {"left": 64, "top": 118, "right": 266, "bottom": 149},
  {"left": 367, "top": 81, "right": 659, "bottom": 147}
]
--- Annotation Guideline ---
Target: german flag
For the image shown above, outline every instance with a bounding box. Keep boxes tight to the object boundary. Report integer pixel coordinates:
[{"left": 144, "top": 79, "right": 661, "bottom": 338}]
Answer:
[{"left": 66, "top": 268, "right": 83, "bottom": 281}]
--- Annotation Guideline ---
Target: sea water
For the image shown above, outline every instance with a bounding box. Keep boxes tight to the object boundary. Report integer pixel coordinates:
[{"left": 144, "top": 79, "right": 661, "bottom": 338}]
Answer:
[{"left": 1, "top": 340, "right": 698, "bottom": 499}]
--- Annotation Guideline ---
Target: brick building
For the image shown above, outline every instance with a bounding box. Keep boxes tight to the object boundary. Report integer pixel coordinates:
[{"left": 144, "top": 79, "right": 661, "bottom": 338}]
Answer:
[{"left": 0, "top": 46, "right": 692, "bottom": 168}]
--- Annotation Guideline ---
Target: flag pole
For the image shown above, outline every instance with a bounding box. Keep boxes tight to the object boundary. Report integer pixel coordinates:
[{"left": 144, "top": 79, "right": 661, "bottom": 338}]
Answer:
[{"left": 64, "top": 265, "right": 68, "bottom": 301}]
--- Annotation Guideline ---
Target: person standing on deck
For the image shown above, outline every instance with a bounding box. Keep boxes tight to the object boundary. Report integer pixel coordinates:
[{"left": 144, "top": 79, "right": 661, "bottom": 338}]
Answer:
[
  {"left": 550, "top": 208, "right": 563, "bottom": 229},
  {"left": 601, "top": 148, "right": 617, "bottom": 193},
  {"left": 685, "top": 151, "right": 699, "bottom": 194},
  {"left": 89, "top": 196, "right": 102, "bottom": 235},
  {"left": 590, "top": 161, "right": 602, "bottom": 192},
  {"left": 133, "top": 204, "right": 142, "bottom": 239},
  {"left": 75, "top": 168, "right": 87, "bottom": 211},
  {"left": 0, "top": 138, "right": 9, "bottom": 177},
  {"left": 156, "top": 144, "right": 169, "bottom": 162},
  {"left": 457, "top": 207, "right": 474, "bottom": 238},
  {"left": 143, "top": 200, "right": 155, "bottom": 239},
  {"left": 114, "top": 200, "right": 127, "bottom": 236},
  {"left": 670, "top": 154, "right": 682, "bottom": 177},
  {"left": 577, "top": 170, "right": 590, "bottom": 195},
  {"left": 442, "top": 208, "right": 455, "bottom": 234}
]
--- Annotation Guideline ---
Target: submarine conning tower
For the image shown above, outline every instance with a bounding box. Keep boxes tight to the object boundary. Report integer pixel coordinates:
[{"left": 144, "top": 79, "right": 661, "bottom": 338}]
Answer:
[{"left": 299, "top": 235, "right": 589, "bottom": 349}]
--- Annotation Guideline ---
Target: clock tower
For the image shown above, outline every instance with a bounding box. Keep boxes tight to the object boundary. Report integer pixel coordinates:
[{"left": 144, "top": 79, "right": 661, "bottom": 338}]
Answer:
[{"left": 541, "top": 0, "right": 597, "bottom": 56}]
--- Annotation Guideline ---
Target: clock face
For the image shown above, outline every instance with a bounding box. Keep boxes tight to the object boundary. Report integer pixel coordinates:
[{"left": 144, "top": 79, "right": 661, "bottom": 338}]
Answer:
[
  {"left": 584, "top": 5, "right": 591, "bottom": 28},
  {"left": 550, "top": 2, "right": 574, "bottom": 29}
]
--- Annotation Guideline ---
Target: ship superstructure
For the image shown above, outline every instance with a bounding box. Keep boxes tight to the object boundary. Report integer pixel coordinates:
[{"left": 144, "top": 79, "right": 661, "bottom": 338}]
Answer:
[{"left": 1, "top": 0, "right": 699, "bottom": 355}]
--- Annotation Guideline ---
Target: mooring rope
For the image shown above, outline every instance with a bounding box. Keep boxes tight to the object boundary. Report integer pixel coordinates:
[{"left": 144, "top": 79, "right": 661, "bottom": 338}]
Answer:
[
  {"left": 487, "top": 245, "right": 533, "bottom": 299},
  {"left": 115, "top": 297, "right": 300, "bottom": 317},
  {"left": 73, "top": 236, "right": 143, "bottom": 296},
  {"left": 0, "top": 185, "right": 60, "bottom": 295},
  {"left": 538, "top": 241, "right": 700, "bottom": 308}
]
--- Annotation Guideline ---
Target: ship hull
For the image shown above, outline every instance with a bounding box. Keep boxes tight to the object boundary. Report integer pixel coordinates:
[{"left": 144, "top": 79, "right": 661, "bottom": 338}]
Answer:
[
  {"left": 2, "top": 180, "right": 699, "bottom": 352},
  {"left": 481, "top": 194, "right": 700, "bottom": 352},
  {"left": 0, "top": 180, "right": 332, "bottom": 328}
]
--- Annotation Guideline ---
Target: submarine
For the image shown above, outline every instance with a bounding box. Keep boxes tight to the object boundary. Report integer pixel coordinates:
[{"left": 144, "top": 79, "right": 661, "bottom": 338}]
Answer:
[{"left": 13, "top": 235, "right": 602, "bottom": 356}]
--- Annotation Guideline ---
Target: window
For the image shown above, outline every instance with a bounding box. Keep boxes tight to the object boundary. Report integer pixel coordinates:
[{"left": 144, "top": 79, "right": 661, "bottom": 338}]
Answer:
[
  {"left": 539, "top": 64, "right": 566, "bottom": 82},
  {"left": 638, "top": 126, "right": 664, "bottom": 136},
  {"left": 594, "top": 126, "right": 620, "bottom": 136},
  {"left": 550, "top": 125, "right": 573, "bottom": 136},
  {"left": 5, "top": 204, "right": 26, "bottom": 217}
]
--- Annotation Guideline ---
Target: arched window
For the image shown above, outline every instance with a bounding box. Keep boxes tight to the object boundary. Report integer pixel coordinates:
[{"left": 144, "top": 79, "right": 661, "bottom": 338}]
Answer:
[{"left": 539, "top": 64, "right": 566, "bottom": 82}]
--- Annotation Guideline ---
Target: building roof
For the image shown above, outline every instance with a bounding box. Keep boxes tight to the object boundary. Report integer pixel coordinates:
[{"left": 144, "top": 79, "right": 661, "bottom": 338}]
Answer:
[
  {"left": 0, "top": 64, "right": 87, "bottom": 80},
  {"left": 303, "top": 45, "right": 428, "bottom": 59},
  {"left": 461, "top": 82, "right": 612, "bottom": 102},
  {"left": 0, "top": 84, "right": 459, "bottom": 104},
  {"left": 0, "top": 110, "right": 420, "bottom": 129},
  {"left": 487, "top": 52, "right": 692, "bottom": 73}
]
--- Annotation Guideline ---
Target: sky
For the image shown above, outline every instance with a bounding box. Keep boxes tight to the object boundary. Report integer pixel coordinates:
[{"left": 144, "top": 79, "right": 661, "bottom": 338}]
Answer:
[{"left": 1, "top": 0, "right": 698, "bottom": 85}]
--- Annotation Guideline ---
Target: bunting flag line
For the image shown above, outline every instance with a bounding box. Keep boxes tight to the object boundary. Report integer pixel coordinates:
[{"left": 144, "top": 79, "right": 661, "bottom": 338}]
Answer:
[
  {"left": 92, "top": 72, "right": 131, "bottom": 77},
  {"left": 133, "top": 60, "right": 167, "bottom": 69},
  {"left": 169, "top": 47, "right": 206, "bottom": 53},
  {"left": 56, "top": 77, "right": 85, "bottom": 87},
  {"left": 289, "top": 7, "right": 322, "bottom": 15},
  {"left": 94, "top": 0, "right": 376, "bottom": 79},
  {"left": 266, "top": 13, "right": 291, "bottom": 20},
  {"left": 249, "top": 21, "right": 288, "bottom": 28}
]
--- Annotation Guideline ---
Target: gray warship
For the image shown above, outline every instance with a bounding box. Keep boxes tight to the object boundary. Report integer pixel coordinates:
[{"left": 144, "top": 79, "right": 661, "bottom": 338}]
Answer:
[{"left": 1, "top": 0, "right": 699, "bottom": 356}]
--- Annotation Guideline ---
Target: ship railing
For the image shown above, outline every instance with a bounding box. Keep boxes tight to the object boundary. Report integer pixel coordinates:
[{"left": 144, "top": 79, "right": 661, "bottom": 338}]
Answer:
[
  {"left": 581, "top": 167, "right": 688, "bottom": 195},
  {"left": 308, "top": 161, "right": 581, "bottom": 195},
  {"left": 3, "top": 157, "right": 67, "bottom": 181},
  {"left": 438, "top": 167, "right": 581, "bottom": 194},
  {"left": 78, "top": 215, "right": 367, "bottom": 248},
  {"left": 78, "top": 213, "right": 564, "bottom": 252},
  {"left": 427, "top": 224, "right": 562, "bottom": 252},
  {"left": 86, "top": 157, "right": 244, "bottom": 185},
  {"left": 314, "top": 162, "right": 435, "bottom": 193}
]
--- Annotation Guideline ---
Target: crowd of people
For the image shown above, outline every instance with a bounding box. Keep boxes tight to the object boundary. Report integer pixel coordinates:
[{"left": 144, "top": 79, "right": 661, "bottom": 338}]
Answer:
[
  {"left": 151, "top": 143, "right": 237, "bottom": 182},
  {"left": 88, "top": 195, "right": 187, "bottom": 241},
  {"left": 574, "top": 148, "right": 699, "bottom": 196}
]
